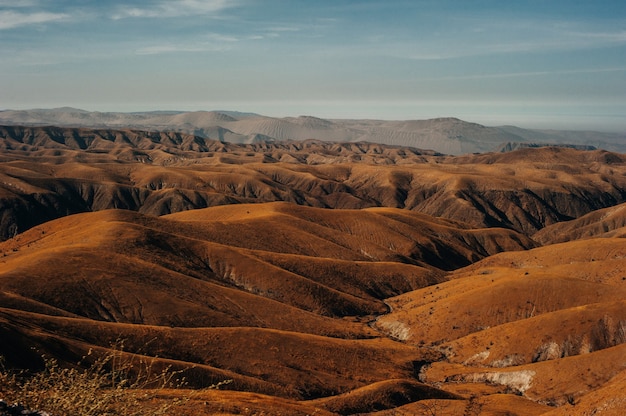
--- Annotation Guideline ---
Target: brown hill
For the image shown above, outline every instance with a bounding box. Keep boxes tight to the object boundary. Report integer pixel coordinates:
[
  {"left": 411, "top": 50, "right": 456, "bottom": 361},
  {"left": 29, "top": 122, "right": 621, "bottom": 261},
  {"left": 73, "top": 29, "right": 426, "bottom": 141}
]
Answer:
[
  {"left": 0, "top": 203, "right": 538, "bottom": 407},
  {"left": 2, "top": 126, "right": 626, "bottom": 241},
  {"left": 0, "top": 204, "right": 533, "bottom": 324},
  {"left": 375, "top": 269, "right": 626, "bottom": 345},
  {"left": 540, "top": 368, "right": 626, "bottom": 416},
  {"left": 308, "top": 378, "right": 461, "bottom": 414},
  {"left": 0, "top": 307, "right": 435, "bottom": 400},
  {"left": 375, "top": 237, "right": 626, "bottom": 409},
  {"left": 534, "top": 201, "right": 626, "bottom": 244},
  {"left": 423, "top": 343, "right": 626, "bottom": 406},
  {"left": 2, "top": 126, "right": 626, "bottom": 413},
  {"left": 366, "top": 394, "right": 551, "bottom": 416}
]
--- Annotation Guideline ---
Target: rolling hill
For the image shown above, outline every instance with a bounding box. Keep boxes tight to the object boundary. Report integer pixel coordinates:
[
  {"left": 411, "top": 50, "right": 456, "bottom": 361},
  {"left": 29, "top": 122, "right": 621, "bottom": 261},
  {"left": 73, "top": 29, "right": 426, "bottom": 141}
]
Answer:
[
  {"left": 375, "top": 237, "right": 626, "bottom": 408},
  {"left": 1, "top": 124, "right": 626, "bottom": 414},
  {"left": 0, "top": 203, "right": 534, "bottom": 410},
  {"left": 1, "top": 125, "right": 626, "bottom": 242}
]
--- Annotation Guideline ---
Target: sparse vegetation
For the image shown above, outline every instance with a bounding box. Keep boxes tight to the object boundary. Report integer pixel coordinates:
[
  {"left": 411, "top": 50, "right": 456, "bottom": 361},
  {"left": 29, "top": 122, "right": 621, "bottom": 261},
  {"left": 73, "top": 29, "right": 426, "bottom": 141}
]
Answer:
[{"left": 0, "top": 345, "right": 214, "bottom": 416}]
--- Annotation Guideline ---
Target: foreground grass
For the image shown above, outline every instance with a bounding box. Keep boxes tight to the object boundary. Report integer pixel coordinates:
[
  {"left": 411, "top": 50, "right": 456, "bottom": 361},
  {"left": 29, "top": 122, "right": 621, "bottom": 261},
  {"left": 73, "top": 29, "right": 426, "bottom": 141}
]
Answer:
[{"left": 0, "top": 347, "right": 220, "bottom": 416}]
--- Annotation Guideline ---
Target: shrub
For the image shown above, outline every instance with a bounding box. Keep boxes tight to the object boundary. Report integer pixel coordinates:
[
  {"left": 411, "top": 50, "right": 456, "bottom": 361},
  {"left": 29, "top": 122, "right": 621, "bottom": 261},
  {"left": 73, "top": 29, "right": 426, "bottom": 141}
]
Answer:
[{"left": 0, "top": 345, "right": 201, "bottom": 416}]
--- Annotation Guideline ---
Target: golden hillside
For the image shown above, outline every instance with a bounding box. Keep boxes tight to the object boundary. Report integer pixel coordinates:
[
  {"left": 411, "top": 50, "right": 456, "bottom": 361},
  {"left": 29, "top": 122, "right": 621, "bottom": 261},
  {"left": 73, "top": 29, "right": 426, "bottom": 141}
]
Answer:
[{"left": 1, "top": 126, "right": 626, "bottom": 414}]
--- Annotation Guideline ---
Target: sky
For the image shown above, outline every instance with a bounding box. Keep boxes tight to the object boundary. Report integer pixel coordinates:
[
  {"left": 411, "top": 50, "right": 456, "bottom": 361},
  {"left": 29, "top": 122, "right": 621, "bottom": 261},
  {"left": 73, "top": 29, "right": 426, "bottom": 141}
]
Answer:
[{"left": 1, "top": 0, "right": 625, "bottom": 131}]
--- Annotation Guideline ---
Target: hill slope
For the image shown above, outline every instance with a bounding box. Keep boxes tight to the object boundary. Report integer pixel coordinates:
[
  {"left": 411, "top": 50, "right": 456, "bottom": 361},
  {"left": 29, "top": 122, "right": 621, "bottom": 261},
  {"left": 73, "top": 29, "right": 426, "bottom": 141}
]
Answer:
[
  {"left": 3, "top": 204, "right": 625, "bottom": 412},
  {"left": 0, "top": 203, "right": 539, "bottom": 412},
  {"left": 2, "top": 125, "right": 626, "bottom": 413},
  {"left": 1, "top": 126, "right": 625, "bottom": 241},
  {"left": 376, "top": 237, "right": 626, "bottom": 407}
]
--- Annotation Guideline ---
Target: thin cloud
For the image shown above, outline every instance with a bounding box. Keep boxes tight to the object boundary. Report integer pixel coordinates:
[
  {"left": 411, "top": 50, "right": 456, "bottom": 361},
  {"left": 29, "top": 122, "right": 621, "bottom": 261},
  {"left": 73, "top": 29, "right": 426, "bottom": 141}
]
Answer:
[
  {"left": 424, "top": 67, "right": 626, "bottom": 81},
  {"left": 570, "top": 29, "right": 626, "bottom": 43},
  {"left": 266, "top": 25, "right": 301, "bottom": 33},
  {"left": 259, "top": 25, "right": 302, "bottom": 40},
  {"left": 111, "top": 0, "right": 239, "bottom": 20},
  {"left": 0, "top": 10, "right": 68, "bottom": 30},
  {"left": 134, "top": 35, "right": 238, "bottom": 55},
  {"left": 0, "top": 0, "right": 40, "bottom": 7},
  {"left": 398, "top": 31, "right": 626, "bottom": 61},
  {"left": 396, "top": 16, "right": 626, "bottom": 61},
  {"left": 135, "top": 44, "right": 221, "bottom": 55}
]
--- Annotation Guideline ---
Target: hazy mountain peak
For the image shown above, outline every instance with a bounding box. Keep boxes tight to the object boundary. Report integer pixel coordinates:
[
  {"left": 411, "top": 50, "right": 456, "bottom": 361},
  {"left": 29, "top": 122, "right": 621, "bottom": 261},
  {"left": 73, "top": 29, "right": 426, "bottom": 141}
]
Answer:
[
  {"left": 0, "top": 108, "right": 623, "bottom": 154},
  {"left": 43, "top": 107, "right": 90, "bottom": 113}
]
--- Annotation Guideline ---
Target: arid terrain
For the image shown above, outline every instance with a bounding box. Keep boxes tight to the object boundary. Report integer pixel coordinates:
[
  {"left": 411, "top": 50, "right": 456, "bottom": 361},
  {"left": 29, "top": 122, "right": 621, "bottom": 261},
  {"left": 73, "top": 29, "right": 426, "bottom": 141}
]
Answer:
[
  {"left": 1, "top": 124, "right": 626, "bottom": 415},
  {"left": 2, "top": 108, "right": 625, "bottom": 154}
]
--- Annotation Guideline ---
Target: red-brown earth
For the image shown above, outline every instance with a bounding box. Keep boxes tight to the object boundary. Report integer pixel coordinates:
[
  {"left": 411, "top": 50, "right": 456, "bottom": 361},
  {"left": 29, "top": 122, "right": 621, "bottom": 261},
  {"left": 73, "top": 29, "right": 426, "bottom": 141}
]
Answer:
[{"left": 0, "top": 125, "right": 625, "bottom": 414}]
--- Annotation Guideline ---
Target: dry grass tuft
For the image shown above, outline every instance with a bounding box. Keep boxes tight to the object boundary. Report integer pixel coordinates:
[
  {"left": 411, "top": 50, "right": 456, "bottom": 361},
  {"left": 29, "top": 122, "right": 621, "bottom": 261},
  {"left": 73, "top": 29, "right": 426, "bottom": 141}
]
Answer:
[{"left": 0, "top": 343, "right": 227, "bottom": 416}]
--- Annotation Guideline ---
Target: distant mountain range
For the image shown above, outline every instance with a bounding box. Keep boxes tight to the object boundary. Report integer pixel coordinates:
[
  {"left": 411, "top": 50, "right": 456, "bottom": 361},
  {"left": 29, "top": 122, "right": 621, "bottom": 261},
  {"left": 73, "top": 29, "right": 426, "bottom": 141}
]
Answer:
[{"left": 0, "top": 107, "right": 624, "bottom": 154}]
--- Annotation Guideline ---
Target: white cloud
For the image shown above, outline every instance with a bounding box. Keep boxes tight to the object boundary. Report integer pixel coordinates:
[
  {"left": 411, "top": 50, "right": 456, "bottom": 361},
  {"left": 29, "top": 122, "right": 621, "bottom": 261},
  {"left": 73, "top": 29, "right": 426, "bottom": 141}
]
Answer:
[
  {"left": 266, "top": 25, "right": 300, "bottom": 33},
  {"left": 570, "top": 29, "right": 626, "bottom": 43},
  {"left": 389, "top": 16, "right": 626, "bottom": 61},
  {"left": 0, "top": 0, "right": 40, "bottom": 6},
  {"left": 388, "top": 23, "right": 626, "bottom": 62},
  {"left": 135, "top": 43, "right": 228, "bottom": 55},
  {"left": 112, "top": 0, "right": 239, "bottom": 20},
  {"left": 0, "top": 10, "right": 68, "bottom": 29},
  {"left": 422, "top": 67, "right": 626, "bottom": 82},
  {"left": 134, "top": 34, "right": 238, "bottom": 55}
]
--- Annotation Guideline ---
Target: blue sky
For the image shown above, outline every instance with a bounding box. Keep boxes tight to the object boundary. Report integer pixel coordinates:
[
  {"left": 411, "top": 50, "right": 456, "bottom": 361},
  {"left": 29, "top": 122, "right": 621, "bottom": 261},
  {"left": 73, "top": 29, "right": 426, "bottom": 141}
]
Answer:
[{"left": 1, "top": 0, "right": 625, "bottom": 130}]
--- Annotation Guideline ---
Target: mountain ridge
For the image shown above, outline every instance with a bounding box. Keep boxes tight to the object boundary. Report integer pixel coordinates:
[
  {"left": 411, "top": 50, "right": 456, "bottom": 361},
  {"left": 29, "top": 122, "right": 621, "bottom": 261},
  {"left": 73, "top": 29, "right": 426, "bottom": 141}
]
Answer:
[
  {"left": 2, "top": 108, "right": 623, "bottom": 154},
  {"left": 1, "top": 125, "right": 626, "bottom": 241}
]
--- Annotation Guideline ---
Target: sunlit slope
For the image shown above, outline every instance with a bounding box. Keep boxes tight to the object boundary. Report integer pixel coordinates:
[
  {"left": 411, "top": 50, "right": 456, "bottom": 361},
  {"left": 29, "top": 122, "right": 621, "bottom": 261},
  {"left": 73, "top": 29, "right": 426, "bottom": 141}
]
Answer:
[
  {"left": 1, "top": 126, "right": 626, "bottom": 241},
  {"left": 376, "top": 237, "right": 626, "bottom": 408},
  {"left": 2, "top": 126, "right": 626, "bottom": 413},
  {"left": 360, "top": 394, "right": 551, "bottom": 416},
  {"left": 307, "top": 378, "right": 460, "bottom": 415},
  {"left": 0, "top": 204, "right": 532, "bottom": 327},
  {"left": 0, "top": 307, "right": 434, "bottom": 401},
  {"left": 0, "top": 202, "right": 544, "bottom": 410},
  {"left": 422, "top": 344, "right": 626, "bottom": 406},
  {"left": 165, "top": 202, "right": 534, "bottom": 269},
  {"left": 534, "top": 201, "right": 626, "bottom": 244},
  {"left": 540, "top": 368, "right": 626, "bottom": 416}
]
